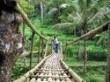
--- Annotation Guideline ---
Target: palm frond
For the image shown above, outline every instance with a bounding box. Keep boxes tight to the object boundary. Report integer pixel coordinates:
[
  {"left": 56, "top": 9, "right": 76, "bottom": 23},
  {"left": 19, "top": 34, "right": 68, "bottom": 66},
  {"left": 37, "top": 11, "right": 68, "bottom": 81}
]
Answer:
[
  {"left": 88, "top": 7, "right": 110, "bottom": 23},
  {"left": 52, "top": 23, "right": 73, "bottom": 28}
]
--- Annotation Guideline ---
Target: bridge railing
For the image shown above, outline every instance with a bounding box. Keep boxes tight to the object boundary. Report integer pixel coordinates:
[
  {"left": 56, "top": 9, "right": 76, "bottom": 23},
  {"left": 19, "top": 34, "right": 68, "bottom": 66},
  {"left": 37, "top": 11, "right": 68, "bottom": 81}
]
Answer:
[
  {"left": 1, "top": 2, "right": 85, "bottom": 82},
  {"left": 14, "top": 2, "right": 52, "bottom": 73},
  {"left": 13, "top": 55, "right": 50, "bottom": 82}
]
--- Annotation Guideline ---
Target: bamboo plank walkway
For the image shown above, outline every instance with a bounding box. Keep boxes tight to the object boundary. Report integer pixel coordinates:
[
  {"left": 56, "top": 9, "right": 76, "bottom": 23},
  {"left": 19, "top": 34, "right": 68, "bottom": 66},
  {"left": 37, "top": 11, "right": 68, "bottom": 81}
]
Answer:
[
  {"left": 30, "top": 54, "right": 75, "bottom": 82},
  {"left": 14, "top": 54, "right": 84, "bottom": 82}
]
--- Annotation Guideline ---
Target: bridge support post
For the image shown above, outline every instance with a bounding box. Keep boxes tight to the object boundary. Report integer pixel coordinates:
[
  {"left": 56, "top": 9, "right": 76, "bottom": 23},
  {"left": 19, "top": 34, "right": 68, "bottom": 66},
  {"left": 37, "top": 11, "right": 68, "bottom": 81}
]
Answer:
[{"left": 38, "top": 37, "right": 41, "bottom": 63}]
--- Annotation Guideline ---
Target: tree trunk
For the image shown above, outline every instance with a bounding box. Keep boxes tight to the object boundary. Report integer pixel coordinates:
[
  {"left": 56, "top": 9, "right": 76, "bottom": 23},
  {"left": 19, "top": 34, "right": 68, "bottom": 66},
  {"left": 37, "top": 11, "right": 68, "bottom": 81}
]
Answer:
[
  {"left": 0, "top": 2, "right": 23, "bottom": 81},
  {"left": 77, "top": 41, "right": 81, "bottom": 60},
  {"left": 40, "top": 2, "right": 44, "bottom": 21},
  {"left": 83, "top": 39, "right": 87, "bottom": 72},
  {"left": 106, "top": 24, "right": 110, "bottom": 82},
  {"left": 0, "top": 53, "right": 22, "bottom": 82},
  {"left": 81, "top": 19, "right": 88, "bottom": 73}
]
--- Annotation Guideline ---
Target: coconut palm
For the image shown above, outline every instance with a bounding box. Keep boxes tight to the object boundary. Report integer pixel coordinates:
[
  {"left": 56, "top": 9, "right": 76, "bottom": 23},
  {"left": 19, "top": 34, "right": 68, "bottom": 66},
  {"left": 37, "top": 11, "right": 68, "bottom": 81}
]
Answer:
[{"left": 53, "top": 0, "right": 110, "bottom": 31}]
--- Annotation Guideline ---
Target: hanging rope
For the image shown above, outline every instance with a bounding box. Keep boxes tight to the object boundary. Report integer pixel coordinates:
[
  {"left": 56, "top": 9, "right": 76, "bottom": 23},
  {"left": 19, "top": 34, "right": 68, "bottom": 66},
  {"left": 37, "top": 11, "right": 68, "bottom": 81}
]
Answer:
[{"left": 29, "top": 32, "right": 35, "bottom": 69}]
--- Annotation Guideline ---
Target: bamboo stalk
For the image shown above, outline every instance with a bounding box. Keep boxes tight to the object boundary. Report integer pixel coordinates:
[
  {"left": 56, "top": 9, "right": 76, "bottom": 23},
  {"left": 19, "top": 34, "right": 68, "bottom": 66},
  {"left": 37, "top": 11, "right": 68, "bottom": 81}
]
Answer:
[
  {"left": 38, "top": 37, "right": 41, "bottom": 63},
  {"left": 29, "top": 33, "right": 35, "bottom": 69},
  {"left": 67, "top": 20, "right": 110, "bottom": 45},
  {"left": 19, "top": 51, "right": 38, "bottom": 57},
  {"left": 61, "top": 60, "right": 84, "bottom": 82},
  {"left": 15, "top": 4, "right": 47, "bottom": 40},
  {"left": 60, "top": 42, "right": 63, "bottom": 60},
  {"left": 44, "top": 41, "right": 48, "bottom": 58}
]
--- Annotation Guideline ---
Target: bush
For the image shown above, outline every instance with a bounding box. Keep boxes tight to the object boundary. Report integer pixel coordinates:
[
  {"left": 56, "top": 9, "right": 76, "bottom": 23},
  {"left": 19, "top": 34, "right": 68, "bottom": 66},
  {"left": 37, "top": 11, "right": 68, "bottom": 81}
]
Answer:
[
  {"left": 12, "top": 64, "right": 29, "bottom": 80},
  {"left": 87, "top": 45, "right": 106, "bottom": 61},
  {"left": 66, "top": 46, "right": 78, "bottom": 56}
]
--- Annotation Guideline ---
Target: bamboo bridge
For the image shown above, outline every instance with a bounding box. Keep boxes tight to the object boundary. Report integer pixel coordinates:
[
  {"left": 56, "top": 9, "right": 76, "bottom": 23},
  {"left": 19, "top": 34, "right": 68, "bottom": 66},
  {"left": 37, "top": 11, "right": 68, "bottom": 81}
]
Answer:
[
  {"left": 14, "top": 53, "right": 84, "bottom": 82},
  {"left": 10, "top": 4, "right": 85, "bottom": 82},
  {"left": 13, "top": 4, "right": 110, "bottom": 82}
]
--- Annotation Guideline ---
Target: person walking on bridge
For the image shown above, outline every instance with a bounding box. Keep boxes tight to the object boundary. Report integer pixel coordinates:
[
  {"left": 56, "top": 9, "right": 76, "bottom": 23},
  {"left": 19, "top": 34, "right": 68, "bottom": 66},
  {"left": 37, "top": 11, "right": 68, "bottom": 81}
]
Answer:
[{"left": 53, "top": 36, "right": 60, "bottom": 54}]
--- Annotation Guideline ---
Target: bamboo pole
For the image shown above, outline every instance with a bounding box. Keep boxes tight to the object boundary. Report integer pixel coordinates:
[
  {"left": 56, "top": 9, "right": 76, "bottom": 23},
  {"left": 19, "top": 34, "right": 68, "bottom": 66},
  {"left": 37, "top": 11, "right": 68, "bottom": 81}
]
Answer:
[
  {"left": 15, "top": 4, "right": 47, "bottom": 40},
  {"left": 41, "top": 38, "right": 44, "bottom": 58},
  {"left": 13, "top": 55, "right": 51, "bottom": 82},
  {"left": 67, "top": 20, "right": 110, "bottom": 45},
  {"left": 13, "top": 56, "right": 50, "bottom": 82},
  {"left": 64, "top": 42, "right": 68, "bottom": 59},
  {"left": 44, "top": 41, "right": 48, "bottom": 58},
  {"left": 60, "top": 42, "right": 63, "bottom": 60},
  {"left": 19, "top": 51, "right": 38, "bottom": 57},
  {"left": 29, "top": 33, "right": 35, "bottom": 69},
  {"left": 38, "top": 37, "right": 41, "bottom": 63},
  {"left": 61, "top": 60, "right": 84, "bottom": 82}
]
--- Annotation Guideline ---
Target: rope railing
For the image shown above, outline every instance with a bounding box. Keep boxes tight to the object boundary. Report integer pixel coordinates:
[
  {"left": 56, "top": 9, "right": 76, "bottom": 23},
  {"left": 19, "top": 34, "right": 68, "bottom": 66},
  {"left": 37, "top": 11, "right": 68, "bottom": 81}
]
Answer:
[{"left": 66, "top": 20, "right": 110, "bottom": 45}]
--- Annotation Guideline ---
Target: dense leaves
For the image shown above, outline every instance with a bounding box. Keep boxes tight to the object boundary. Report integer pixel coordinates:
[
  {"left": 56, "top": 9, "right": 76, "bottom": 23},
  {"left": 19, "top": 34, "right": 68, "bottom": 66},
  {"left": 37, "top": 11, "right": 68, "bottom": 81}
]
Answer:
[{"left": 18, "top": 0, "right": 34, "bottom": 14}]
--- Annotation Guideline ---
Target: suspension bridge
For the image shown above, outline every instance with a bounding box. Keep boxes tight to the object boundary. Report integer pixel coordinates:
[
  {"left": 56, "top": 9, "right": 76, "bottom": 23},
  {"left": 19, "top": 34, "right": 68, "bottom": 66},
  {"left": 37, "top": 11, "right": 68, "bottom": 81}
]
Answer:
[
  {"left": 0, "top": 1, "right": 110, "bottom": 82},
  {"left": 12, "top": 4, "right": 110, "bottom": 82},
  {"left": 14, "top": 50, "right": 83, "bottom": 82}
]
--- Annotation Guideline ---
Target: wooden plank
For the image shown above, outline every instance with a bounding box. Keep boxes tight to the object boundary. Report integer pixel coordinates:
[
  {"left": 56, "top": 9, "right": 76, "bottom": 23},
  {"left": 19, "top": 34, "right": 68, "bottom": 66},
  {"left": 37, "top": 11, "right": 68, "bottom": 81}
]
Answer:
[
  {"left": 39, "top": 69, "right": 65, "bottom": 71},
  {"left": 36, "top": 78, "right": 42, "bottom": 82},
  {"left": 48, "top": 78, "right": 52, "bottom": 82},
  {"left": 37, "top": 75, "right": 69, "bottom": 78},
  {"left": 30, "top": 78, "right": 36, "bottom": 82}
]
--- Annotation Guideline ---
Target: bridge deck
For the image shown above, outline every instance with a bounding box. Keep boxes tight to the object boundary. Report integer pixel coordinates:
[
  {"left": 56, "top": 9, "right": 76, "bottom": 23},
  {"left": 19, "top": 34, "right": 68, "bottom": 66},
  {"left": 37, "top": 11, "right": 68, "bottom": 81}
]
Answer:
[
  {"left": 14, "top": 54, "right": 83, "bottom": 82},
  {"left": 29, "top": 54, "right": 75, "bottom": 82}
]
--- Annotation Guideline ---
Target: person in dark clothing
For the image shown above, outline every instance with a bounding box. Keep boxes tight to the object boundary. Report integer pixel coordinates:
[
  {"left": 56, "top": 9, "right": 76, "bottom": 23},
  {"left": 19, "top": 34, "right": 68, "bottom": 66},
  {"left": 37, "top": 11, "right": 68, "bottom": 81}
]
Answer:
[{"left": 53, "top": 36, "right": 59, "bottom": 54}]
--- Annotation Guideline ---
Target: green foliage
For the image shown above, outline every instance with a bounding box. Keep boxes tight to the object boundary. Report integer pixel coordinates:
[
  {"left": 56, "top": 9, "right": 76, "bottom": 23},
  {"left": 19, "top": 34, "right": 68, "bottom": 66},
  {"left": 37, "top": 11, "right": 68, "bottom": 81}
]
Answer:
[
  {"left": 87, "top": 45, "right": 106, "bottom": 61},
  {"left": 12, "top": 0, "right": 109, "bottom": 81},
  {"left": 12, "top": 63, "right": 29, "bottom": 80},
  {"left": 18, "top": 0, "right": 34, "bottom": 14},
  {"left": 65, "top": 56, "right": 105, "bottom": 82},
  {"left": 66, "top": 46, "right": 78, "bottom": 56}
]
